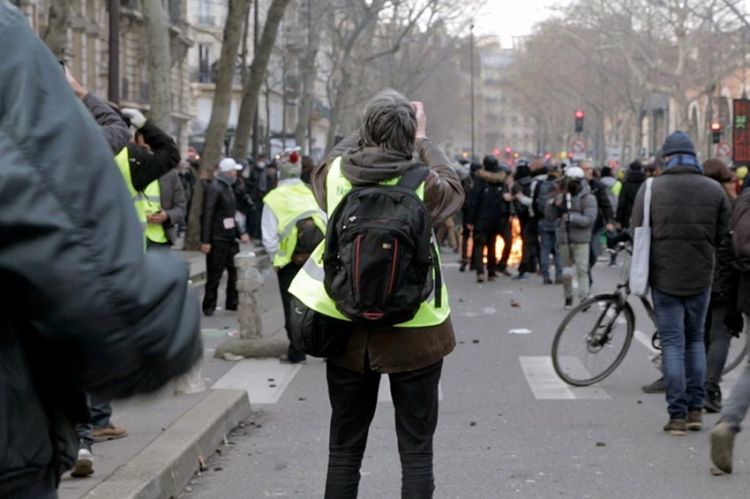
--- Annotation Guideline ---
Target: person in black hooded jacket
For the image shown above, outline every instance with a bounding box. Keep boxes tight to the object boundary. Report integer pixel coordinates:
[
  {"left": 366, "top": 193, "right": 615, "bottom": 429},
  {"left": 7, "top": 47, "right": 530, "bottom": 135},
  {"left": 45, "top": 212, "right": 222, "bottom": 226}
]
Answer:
[
  {"left": 616, "top": 161, "right": 646, "bottom": 229},
  {"left": 0, "top": 5, "right": 202, "bottom": 497},
  {"left": 466, "top": 155, "right": 510, "bottom": 282}
]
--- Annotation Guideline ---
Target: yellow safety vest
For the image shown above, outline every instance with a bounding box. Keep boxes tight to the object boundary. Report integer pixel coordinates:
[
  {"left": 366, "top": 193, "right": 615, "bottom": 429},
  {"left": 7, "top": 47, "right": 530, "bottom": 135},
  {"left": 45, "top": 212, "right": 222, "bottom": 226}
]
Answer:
[
  {"left": 114, "top": 147, "right": 147, "bottom": 230},
  {"left": 142, "top": 179, "right": 168, "bottom": 244},
  {"left": 289, "top": 157, "right": 450, "bottom": 328},
  {"left": 263, "top": 180, "right": 327, "bottom": 268}
]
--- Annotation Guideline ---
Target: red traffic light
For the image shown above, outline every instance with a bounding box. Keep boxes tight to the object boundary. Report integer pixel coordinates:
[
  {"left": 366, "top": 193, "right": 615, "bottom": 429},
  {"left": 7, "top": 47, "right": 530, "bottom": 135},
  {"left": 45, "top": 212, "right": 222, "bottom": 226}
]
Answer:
[
  {"left": 492, "top": 147, "right": 501, "bottom": 157},
  {"left": 575, "top": 110, "right": 584, "bottom": 119},
  {"left": 505, "top": 146, "right": 512, "bottom": 153},
  {"left": 711, "top": 122, "right": 721, "bottom": 131}
]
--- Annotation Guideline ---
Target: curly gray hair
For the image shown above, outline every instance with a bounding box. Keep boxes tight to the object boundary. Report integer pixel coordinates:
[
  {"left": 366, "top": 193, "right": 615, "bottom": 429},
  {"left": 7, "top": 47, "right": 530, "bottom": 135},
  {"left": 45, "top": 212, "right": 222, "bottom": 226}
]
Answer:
[{"left": 359, "top": 89, "right": 416, "bottom": 156}]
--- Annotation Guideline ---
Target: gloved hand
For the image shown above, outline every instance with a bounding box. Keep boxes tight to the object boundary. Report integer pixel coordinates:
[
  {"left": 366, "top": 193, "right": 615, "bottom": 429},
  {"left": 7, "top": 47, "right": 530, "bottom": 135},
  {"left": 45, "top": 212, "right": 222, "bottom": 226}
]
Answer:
[{"left": 121, "top": 108, "right": 147, "bottom": 129}]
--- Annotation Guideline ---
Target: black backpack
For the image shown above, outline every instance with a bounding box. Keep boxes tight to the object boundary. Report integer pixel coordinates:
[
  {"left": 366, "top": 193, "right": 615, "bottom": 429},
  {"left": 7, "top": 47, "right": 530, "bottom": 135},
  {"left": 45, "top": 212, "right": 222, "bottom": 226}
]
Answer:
[
  {"left": 292, "top": 218, "right": 324, "bottom": 266},
  {"left": 322, "top": 166, "right": 442, "bottom": 326}
]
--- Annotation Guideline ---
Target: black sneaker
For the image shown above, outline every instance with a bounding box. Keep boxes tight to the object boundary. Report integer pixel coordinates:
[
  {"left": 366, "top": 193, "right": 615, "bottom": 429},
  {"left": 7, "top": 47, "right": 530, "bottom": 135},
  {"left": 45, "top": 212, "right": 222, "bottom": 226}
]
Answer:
[
  {"left": 705, "top": 389, "right": 722, "bottom": 413},
  {"left": 488, "top": 273, "right": 497, "bottom": 282},
  {"left": 500, "top": 269, "right": 512, "bottom": 277},
  {"left": 543, "top": 278, "right": 553, "bottom": 285},
  {"left": 664, "top": 418, "right": 688, "bottom": 436},
  {"left": 477, "top": 274, "right": 484, "bottom": 283},
  {"left": 564, "top": 298, "right": 573, "bottom": 310},
  {"left": 459, "top": 261, "right": 467, "bottom": 272},
  {"left": 687, "top": 409, "right": 703, "bottom": 431},
  {"left": 642, "top": 377, "right": 666, "bottom": 394}
]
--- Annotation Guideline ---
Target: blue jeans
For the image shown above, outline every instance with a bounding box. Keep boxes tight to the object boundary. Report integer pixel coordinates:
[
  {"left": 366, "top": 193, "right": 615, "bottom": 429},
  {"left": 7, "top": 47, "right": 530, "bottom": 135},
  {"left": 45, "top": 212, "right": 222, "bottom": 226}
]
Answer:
[
  {"left": 652, "top": 287, "right": 711, "bottom": 418},
  {"left": 539, "top": 227, "right": 561, "bottom": 280}
]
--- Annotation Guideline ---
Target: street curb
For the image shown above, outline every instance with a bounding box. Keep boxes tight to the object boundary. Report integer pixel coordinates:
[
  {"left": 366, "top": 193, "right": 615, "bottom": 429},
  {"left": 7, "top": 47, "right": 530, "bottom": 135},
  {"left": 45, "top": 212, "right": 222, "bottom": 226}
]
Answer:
[{"left": 82, "top": 389, "right": 251, "bottom": 499}]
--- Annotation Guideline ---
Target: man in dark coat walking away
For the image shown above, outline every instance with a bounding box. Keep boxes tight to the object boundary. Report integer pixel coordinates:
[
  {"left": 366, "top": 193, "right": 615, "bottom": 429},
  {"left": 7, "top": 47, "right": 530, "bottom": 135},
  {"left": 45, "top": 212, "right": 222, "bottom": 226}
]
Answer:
[
  {"left": 616, "top": 160, "right": 646, "bottom": 229},
  {"left": 631, "top": 131, "right": 730, "bottom": 436},
  {"left": 465, "top": 155, "right": 511, "bottom": 282},
  {"left": 0, "top": 4, "right": 202, "bottom": 497}
]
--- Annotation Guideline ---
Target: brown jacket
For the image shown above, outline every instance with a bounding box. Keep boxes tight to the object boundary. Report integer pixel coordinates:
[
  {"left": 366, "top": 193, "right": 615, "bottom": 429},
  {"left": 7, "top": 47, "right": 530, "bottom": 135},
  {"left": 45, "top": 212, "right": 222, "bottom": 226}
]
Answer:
[{"left": 311, "top": 134, "right": 464, "bottom": 373}]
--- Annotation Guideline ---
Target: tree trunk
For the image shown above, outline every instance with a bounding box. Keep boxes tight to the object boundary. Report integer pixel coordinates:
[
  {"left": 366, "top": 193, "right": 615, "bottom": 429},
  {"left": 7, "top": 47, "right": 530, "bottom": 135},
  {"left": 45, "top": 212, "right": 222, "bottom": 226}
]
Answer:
[
  {"left": 232, "top": 0, "right": 294, "bottom": 159},
  {"left": 42, "top": 0, "right": 71, "bottom": 59},
  {"left": 325, "top": 70, "right": 353, "bottom": 152},
  {"left": 294, "top": 15, "right": 321, "bottom": 153},
  {"left": 141, "top": 0, "right": 172, "bottom": 130},
  {"left": 185, "top": 0, "right": 252, "bottom": 251}
]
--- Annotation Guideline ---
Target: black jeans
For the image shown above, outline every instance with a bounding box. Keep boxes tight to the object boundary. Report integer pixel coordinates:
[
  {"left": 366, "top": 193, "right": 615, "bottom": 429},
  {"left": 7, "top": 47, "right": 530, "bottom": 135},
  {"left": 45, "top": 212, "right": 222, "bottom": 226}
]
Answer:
[
  {"left": 520, "top": 218, "right": 539, "bottom": 274},
  {"left": 460, "top": 222, "right": 472, "bottom": 266},
  {"left": 277, "top": 262, "right": 306, "bottom": 361},
  {"left": 496, "top": 217, "right": 512, "bottom": 271},
  {"left": 472, "top": 231, "right": 497, "bottom": 276},
  {"left": 704, "top": 302, "right": 736, "bottom": 393},
  {"left": 325, "top": 359, "right": 443, "bottom": 499},
  {"left": 76, "top": 393, "right": 113, "bottom": 447},
  {"left": 202, "top": 240, "right": 239, "bottom": 314}
]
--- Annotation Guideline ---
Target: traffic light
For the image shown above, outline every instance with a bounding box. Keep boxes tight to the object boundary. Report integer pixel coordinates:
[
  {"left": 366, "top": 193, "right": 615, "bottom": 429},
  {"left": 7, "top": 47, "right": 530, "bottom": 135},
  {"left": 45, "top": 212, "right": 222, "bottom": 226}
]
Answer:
[
  {"left": 574, "top": 110, "right": 584, "bottom": 133},
  {"left": 711, "top": 122, "right": 721, "bottom": 144},
  {"left": 493, "top": 147, "right": 501, "bottom": 157}
]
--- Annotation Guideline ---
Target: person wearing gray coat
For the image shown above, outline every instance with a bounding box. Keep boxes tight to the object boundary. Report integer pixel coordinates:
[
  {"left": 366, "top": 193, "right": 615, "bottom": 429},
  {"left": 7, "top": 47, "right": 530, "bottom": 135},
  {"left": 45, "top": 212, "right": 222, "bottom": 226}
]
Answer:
[
  {"left": 549, "top": 166, "right": 598, "bottom": 308},
  {"left": 147, "top": 169, "right": 187, "bottom": 249}
]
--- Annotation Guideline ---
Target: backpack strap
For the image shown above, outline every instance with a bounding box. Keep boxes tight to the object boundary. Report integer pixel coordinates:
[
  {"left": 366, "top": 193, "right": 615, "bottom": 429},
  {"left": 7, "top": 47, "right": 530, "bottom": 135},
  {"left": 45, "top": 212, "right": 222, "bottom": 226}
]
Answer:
[{"left": 397, "top": 165, "right": 430, "bottom": 191}]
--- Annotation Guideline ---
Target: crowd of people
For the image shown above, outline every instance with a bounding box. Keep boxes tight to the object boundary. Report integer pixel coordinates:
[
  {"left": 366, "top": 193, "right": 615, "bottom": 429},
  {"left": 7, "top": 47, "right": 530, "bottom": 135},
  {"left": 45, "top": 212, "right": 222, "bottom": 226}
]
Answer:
[{"left": 5, "top": 2, "right": 750, "bottom": 497}]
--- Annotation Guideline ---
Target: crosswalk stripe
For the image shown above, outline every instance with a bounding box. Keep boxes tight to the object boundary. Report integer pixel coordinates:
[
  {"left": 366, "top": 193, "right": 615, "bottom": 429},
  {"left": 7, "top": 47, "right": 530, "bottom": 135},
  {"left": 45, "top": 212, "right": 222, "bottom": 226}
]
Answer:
[
  {"left": 519, "top": 356, "right": 611, "bottom": 400},
  {"left": 212, "top": 359, "right": 302, "bottom": 404},
  {"left": 633, "top": 330, "right": 659, "bottom": 355}
]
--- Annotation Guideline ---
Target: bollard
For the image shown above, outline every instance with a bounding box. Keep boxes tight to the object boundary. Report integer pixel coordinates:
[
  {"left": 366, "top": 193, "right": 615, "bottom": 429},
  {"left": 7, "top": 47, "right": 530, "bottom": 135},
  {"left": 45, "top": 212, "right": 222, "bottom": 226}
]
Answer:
[{"left": 234, "top": 251, "right": 264, "bottom": 339}]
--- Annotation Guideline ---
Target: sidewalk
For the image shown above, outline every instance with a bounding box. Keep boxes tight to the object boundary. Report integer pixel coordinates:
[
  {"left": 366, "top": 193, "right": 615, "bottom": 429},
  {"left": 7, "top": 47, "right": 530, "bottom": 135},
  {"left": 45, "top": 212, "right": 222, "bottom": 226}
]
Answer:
[{"left": 58, "top": 248, "right": 281, "bottom": 499}]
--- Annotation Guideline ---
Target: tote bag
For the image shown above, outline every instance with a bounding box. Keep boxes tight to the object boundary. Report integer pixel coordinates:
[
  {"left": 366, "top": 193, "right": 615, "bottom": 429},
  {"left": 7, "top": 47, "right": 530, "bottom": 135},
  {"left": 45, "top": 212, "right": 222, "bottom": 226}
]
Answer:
[{"left": 629, "top": 178, "right": 653, "bottom": 297}]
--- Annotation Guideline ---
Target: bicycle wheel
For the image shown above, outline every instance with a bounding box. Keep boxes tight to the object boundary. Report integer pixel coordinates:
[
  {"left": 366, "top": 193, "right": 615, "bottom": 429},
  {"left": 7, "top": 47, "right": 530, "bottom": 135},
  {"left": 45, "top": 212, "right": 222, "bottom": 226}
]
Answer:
[
  {"left": 723, "top": 319, "right": 749, "bottom": 374},
  {"left": 552, "top": 294, "right": 635, "bottom": 386}
]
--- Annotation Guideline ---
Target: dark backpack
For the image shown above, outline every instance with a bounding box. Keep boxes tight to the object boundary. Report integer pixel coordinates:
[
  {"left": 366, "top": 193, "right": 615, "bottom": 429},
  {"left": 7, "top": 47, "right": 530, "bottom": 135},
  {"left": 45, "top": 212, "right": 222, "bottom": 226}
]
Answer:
[
  {"left": 322, "top": 166, "right": 441, "bottom": 326},
  {"left": 292, "top": 218, "right": 324, "bottom": 266}
]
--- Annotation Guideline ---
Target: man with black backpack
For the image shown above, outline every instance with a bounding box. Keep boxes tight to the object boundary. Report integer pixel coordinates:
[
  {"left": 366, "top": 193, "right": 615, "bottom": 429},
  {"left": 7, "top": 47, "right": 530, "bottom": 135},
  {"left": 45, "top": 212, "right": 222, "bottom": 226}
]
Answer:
[
  {"left": 262, "top": 150, "right": 326, "bottom": 364},
  {"left": 289, "top": 90, "right": 463, "bottom": 498}
]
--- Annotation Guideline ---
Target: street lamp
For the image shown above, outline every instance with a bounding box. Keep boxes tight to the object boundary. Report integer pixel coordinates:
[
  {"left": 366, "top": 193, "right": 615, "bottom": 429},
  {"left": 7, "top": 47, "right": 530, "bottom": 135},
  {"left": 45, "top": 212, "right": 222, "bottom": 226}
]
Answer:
[{"left": 470, "top": 23, "right": 475, "bottom": 161}]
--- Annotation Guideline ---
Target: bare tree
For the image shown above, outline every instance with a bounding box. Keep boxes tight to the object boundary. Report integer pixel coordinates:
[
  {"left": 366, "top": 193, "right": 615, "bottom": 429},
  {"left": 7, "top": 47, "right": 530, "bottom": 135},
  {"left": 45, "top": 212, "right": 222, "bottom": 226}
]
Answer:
[
  {"left": 231, "top": 0, "right": 295, "bottom": 160},
  {"left": 185, "top": 0, "right": 252, "bottom": 251},
  {"left": 141, "top": 0, "right": 172, "bottom": 129}
]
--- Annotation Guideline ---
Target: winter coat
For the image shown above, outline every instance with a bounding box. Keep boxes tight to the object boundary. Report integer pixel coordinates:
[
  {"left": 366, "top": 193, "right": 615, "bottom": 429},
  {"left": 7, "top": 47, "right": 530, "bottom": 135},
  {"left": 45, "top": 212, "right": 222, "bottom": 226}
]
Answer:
[
  {"left": 616, "top": 170, "right": 646, "bottom": 228},
  {"left": 465, "top": 174, "right": 508, "bottom": 233},
  {"left": 630, "top": 165, "right": 730, "bottom": 296},
  {"left": 589, "top": 177, "right": 615, "bottom": 231},
  {"left": 311, "top": 134, "right": 464, "bottom": 374},
  {"left": 81, "top": 92, "right": 131, "bottom": 153},
  {"left": 0, "top": 5, "right": 202, "bottom": 495},
  {"left": 512, "top": 175, "right": 533, "bottom": 220},
  {"left": 600, "top": 175, "right": 619, "bottom": 212},
  {"left": 158, "top": 169, "right": 187, "bottom": 244},
  {"left": 554, "top": 182, "right": 598, "bottom": 245},
  {"left": 201, "top": 175, "right": 244, "bottom": 244}
]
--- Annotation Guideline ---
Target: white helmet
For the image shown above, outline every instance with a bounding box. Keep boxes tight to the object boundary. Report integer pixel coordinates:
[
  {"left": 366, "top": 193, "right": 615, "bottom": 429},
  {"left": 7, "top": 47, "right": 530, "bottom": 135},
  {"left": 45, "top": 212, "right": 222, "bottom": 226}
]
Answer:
[{"left": 565, "top": 166, "right": 585, "bottom": 179}]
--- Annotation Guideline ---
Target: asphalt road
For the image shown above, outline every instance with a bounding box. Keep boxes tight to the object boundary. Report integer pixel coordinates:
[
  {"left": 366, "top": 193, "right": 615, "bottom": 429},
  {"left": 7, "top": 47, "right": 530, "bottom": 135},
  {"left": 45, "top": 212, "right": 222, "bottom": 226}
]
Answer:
[{"left": 181, "top": 257, "right": 750, "bottom": 499}]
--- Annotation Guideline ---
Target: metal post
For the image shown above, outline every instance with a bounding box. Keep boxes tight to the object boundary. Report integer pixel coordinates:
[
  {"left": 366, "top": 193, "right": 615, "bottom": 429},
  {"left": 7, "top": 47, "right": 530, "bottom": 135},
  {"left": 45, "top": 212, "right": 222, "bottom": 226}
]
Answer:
[
  {"left": 108, "top": 0, "right": 120, "bottom": 103},
  {"left": 470, "top": 23, "right": 475, "bottom": 160},
  {"left": 307, "top": 0, "right": 313, "bottom": 155},
  {"left": 251, "top": 0, "right": 259, "bottom": 159}
]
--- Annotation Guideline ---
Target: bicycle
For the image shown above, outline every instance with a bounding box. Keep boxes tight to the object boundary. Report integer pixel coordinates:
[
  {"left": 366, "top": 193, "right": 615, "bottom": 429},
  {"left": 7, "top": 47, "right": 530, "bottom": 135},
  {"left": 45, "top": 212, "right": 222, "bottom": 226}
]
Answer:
[{"left": 551, "top": 243, "right": 748, "bottom": 387}]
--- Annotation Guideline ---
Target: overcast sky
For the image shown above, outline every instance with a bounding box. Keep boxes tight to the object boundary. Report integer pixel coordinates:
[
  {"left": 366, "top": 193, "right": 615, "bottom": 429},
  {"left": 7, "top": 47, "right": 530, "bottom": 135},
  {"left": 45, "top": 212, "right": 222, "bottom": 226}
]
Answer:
[{"left": 473, "top": 0, "right": 568, "bottom": 47}]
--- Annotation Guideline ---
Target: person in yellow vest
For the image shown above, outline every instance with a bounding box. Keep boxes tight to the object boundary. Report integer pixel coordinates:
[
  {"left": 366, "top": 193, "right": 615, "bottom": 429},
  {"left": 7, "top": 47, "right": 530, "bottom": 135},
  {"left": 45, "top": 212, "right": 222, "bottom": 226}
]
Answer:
[
  {"left": 291, "top": 91, "right": 464, "bottom": 497},
  {"left": 262, "top": 151, "right": 326, "bottom": 364},
  {"left": 143, "top": 169, "right": 187, "bottom": 250}
]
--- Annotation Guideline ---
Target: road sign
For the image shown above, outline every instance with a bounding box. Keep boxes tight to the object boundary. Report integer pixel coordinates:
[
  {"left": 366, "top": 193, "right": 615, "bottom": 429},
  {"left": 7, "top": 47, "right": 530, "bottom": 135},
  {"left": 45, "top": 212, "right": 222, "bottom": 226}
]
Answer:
[
  {"left": 733, "top": 99, "right": 750, "bottom": 165},
  {"left": 570, "top": 139, "right": 586, "bottom": 155},
  {"left": 717, "top": 142, "right": 731, "bottom": 158}
]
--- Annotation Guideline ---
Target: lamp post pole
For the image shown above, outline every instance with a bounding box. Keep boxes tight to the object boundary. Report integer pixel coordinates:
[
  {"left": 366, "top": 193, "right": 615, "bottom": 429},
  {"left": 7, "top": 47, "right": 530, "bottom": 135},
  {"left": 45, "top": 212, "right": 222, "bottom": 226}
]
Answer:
[{"left": 470, "top": 23, "right": 475, "bottom": 160}]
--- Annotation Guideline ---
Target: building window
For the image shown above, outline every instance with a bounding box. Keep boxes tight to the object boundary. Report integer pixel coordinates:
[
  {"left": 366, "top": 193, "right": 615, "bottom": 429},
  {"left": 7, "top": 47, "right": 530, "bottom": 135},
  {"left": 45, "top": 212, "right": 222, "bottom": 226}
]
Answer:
[
  {"left": 197, "top": 0, "right": 214, "bottom": 26},
  {"left": 198, "top": 44, "right": 212, "bottom": 83}
]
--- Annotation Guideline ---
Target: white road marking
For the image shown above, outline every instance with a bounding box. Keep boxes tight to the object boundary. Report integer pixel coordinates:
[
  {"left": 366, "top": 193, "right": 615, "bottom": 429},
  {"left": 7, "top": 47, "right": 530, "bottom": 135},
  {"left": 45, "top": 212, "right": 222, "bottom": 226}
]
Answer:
[
  {"left": 634, "top": 330, "right": 660, "bottom": 355},
  {"left": 212, "top": 359, "right": 302, "bottom": 404},
  {"left": 519, "top": 356, "right": 610, "bottom": 400},
  {"left": 377, "top": 376, "right": 443, "bottom": 403}
]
